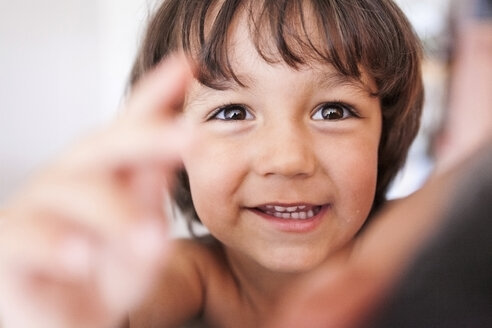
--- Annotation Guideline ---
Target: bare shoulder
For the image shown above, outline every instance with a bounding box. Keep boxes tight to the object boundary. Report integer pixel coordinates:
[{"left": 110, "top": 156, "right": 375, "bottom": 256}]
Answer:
[
  {"left": 172, "top": 234, "right": 225, "bottom": 264},
  {"left": 129, "top": 235, "right": 228, "bottom": 328},
  {"left": 170, "top": 235, "right": 231, "bottom": 281}
]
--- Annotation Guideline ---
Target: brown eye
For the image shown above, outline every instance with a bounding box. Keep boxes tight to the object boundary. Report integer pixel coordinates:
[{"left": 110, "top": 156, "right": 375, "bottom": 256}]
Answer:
[
  {"left": 224, "top": 106, "right": 246, "bottom": 120},
  {"left": 311, "top": 103, "right": 356, "bottom": 121},
  {"left": 212, "top": 104, "right": 253, "bottom": 121},
  {"left": 322, "top": 106, "right": 344, "bottom": 120}
]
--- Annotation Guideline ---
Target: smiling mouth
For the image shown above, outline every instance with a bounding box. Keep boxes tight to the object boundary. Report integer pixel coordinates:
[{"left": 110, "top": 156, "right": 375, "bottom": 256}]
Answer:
[{"left": 255, "top": 204, "right": 324, "bottom": 220}]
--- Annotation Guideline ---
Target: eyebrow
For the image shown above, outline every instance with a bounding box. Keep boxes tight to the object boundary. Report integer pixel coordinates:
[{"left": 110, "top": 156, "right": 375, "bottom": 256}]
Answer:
[
  {"left": 208, "top": 70, "right": 363, "bottom": 90},
  {"left": 185, "top": 75, "right": 254, "bottom": 108},
  {"left": 312, "top": 71, "right": 376, "bottom": 96}
]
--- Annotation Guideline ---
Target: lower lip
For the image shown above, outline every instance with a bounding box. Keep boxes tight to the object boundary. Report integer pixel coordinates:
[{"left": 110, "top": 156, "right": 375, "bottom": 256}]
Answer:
[{"left": 250, "top": 205, "right": 330, "bottom": 233}]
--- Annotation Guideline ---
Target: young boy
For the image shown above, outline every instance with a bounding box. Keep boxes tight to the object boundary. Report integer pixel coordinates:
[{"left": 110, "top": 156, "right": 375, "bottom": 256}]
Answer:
[{"left": 0, "top": 1, "right": 423, "bottom": 327}]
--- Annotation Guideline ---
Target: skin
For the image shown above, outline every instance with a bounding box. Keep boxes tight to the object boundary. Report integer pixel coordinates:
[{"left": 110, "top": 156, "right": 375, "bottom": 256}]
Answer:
[
  {"left": 188, "top": 26, "right": 380, "bottom": 290},
  {"left": 265, "top": 8, "right": 492, "bottom": 328},
  {"left": 264, "top": 167, "right": 460, "bottom": 328},
  {"left": 0, "top": 41, "right": 381, "bottom": 328},
  {"left": 0, "top": 11, "right": 382, "bottom": 328},
  {"left": 132, "top": 19, "right": 381, "bottom": 327},
  {"left": 2, "top": 4, "right": 489, "bottom": 328},
  {"left": 0, "top": 56, "right": 194, "bottom": 328}
]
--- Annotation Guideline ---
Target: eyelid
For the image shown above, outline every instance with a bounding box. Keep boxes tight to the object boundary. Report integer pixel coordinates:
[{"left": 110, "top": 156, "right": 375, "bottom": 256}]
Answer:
[{"left": 311, "top": 101, "right": 361, "bottom": 120}]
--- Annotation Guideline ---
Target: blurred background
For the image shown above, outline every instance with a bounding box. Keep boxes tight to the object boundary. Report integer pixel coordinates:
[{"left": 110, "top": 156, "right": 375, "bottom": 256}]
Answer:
[
  {"left": 0, "top": 0, "right": 454, "bottom": 230},
  {"left": 0, "top": 0, "right": 161, "bottom": 203}
]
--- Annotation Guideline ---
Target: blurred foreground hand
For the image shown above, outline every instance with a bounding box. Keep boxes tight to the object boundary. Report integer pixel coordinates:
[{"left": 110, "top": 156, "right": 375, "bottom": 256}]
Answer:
[{"left": 0, "top": 55, "right": 193, "bottom": 328}]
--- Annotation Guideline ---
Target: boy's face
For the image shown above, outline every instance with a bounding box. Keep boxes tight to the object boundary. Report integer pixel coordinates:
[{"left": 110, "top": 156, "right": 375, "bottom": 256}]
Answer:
[{"left": 182, "top": 24, "right": 382, "bottom": 273}]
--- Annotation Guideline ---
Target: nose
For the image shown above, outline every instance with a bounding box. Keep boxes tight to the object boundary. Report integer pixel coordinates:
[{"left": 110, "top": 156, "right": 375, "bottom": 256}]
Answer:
[{"left": 254, "top": 122, "right": 316, "bottom": 178}]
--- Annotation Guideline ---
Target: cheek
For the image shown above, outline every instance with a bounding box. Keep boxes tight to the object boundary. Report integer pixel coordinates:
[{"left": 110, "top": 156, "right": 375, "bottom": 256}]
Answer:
[
  {"left": 181, "top": 135, "right": 247, "bottom": 222},
  {"left": 344, "top": 120, "right": 381, "bottom": 211},
  {"left": 317, "top": 134, "right": 379, "bottom": 221},
  {"left": 337, "top": 144, "right": 379, "bottom": 218}
]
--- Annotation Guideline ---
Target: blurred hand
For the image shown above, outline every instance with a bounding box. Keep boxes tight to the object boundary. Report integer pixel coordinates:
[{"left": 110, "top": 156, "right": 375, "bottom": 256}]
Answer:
[{"left": 0, "top": 55, "right": 193, "bottom": 328}]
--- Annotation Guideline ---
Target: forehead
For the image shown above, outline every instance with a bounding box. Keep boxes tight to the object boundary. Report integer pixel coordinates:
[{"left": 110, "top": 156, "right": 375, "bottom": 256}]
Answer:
[
  {"left": 191, "top": 0, "right": 374, "bottom": 92},
  {"left": 192, "top": 8, "right": 377, "bottom": 95},
  {"left": 186, "top": 64, "right": 377, "bottom": 111}
]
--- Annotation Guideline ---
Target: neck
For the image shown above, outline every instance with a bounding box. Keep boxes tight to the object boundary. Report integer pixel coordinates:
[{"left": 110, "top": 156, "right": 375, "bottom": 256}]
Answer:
[
  {"left": 221, "top": 240, "right": 356, "bottom": 313},
  {"left": 223, "top": 247, "right": 306, "bottom": 314}
]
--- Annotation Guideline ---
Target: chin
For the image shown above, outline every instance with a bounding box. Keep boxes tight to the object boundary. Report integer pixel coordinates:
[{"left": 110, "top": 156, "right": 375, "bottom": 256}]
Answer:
[
  {"left": 272, "top": 263, "right": 322, "bottom": 274},
  {"left": 258, "top": 250, "right": 328, "bottom": 274}
]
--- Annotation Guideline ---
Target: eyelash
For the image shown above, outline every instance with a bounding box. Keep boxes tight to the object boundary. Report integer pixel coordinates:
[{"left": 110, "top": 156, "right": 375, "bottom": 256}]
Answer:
[
  {"left": 311, "top": 102, "right": 360, "bottom": 121},
  {"left": 207, "top": 102, "right": 359, "bottom": 121}
]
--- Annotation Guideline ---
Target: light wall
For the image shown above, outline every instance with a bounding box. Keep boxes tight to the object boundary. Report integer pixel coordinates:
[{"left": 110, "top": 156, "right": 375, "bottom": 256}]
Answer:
[{"left": 0, "top": 0, "right": 157, "bottom": 203}]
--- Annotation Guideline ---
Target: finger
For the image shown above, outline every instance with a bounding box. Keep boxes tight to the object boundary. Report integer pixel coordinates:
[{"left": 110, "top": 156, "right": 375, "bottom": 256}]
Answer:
[
  {"left": 104, "top": 118, "right": 193, "bottom": 169},
  {"left": 0, "top": 214, "right": 95, "bottom": 281},
  {"left": 0, "top": 219, "right": 99, "bottom": 328},
  {"left": 0, "top": 259, "right": 119, "bottom": 328},
  {"left": 0, "top": 214, "right": 168, "bottom": 327},
  {"left": 124, "top": 53, "right": 194, "bottom": 121},
  {"left": 58, "top": 117, "right": 193, "bottom": 175},
  {"left": 98, "top": 219, "right": 170, "bottom": 315},
  {"left": 2, "top": 173, "right": 170, "bottom": 270},
  {"left": 9, "top": 177, "right": 159, "bottom": 238},
  {"left": 127, "top": 164, "right": 172, "bottom": 220}
]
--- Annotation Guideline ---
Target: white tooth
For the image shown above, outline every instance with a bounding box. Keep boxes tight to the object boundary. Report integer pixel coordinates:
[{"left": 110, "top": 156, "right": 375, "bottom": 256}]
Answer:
[
  {"left": 274, "top": 212, "right": 283, "bottom": 218},
  {"left": 282, "top": 213, "right": 290, "bottom": 219},
  {"left": 299, "top": 212, "right": 307, "bottom": 219},
  {"left": 291, "top": 212, "right": 300, "bottom": 219},
  {"left": 307, "top": 210, "right": 314, "bottom": 218},
  {"left": 275, "top": 206, "right": 286, "bottom": 212},
  {"left": 266, "top": 205, "right": 274, "bottom": 209},
  {"left": 298, "top": 205, "right": 306, "bottom": 210},
  {"left": 286, "top": 206, "right": 297, "bottom": 212}
]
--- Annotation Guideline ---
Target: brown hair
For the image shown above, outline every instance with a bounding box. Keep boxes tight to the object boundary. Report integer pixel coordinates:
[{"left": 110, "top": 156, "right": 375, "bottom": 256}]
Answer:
[{"left": 129, "top": 0, "right": 424, "bottom": 228}]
